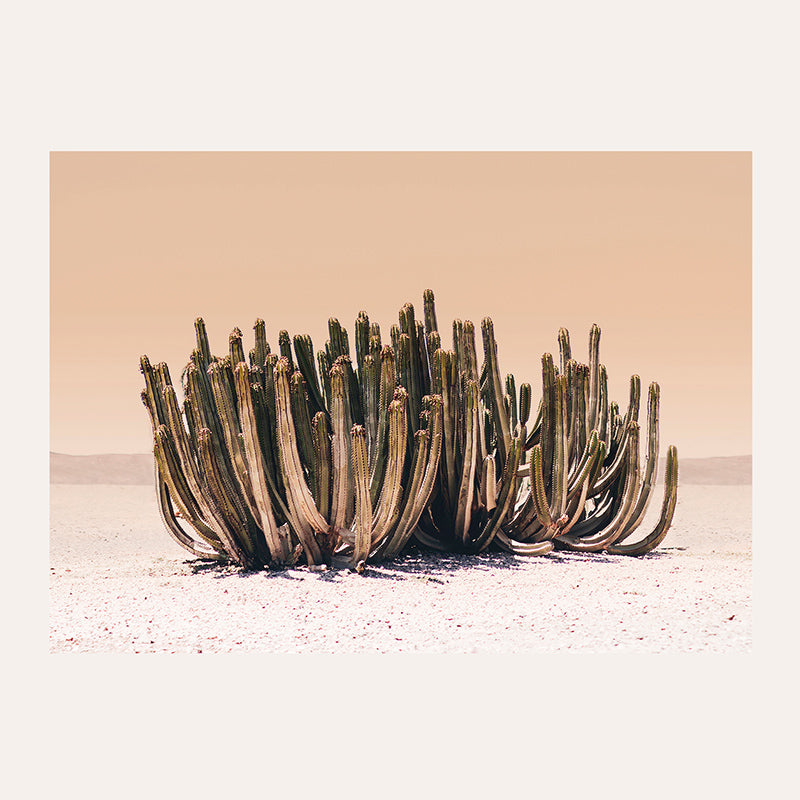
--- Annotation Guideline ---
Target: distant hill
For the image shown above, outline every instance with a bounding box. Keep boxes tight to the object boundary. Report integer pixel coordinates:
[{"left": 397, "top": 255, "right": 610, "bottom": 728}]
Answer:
[
  {"left": 50, "top": 452, "right": 752, "bottom": 486},
  {"left": 50, "top": 453, "right": 154, "bottom": 485}
]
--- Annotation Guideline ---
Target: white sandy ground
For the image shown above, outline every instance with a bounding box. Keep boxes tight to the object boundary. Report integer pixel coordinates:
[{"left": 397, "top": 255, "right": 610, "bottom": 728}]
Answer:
[{"left": 49, "top": 483, "right": 751, "bottom": 653}]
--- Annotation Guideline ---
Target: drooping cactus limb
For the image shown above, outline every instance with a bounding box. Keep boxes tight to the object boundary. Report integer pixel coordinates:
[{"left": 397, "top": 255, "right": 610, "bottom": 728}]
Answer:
[{"left": 608, "top": 445, "right": 678, "bottom": 555}]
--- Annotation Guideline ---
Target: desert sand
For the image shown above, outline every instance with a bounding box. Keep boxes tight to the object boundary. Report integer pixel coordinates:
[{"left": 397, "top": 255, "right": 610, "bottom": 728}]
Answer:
[{"left": 49, "top": 456, "right": 751, "bottom": 654}]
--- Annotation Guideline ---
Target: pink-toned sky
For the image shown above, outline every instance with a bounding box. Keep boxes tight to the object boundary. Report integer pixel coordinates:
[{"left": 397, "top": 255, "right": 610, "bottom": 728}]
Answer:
[{"left": 50, "top": 151, "right": 750, "bottom": 458}]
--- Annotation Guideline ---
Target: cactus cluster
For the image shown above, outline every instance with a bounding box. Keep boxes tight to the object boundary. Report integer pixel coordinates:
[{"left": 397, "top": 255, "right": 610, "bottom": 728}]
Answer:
[{"left": 140, "top": 290, "right": 678, "bottom": 571}]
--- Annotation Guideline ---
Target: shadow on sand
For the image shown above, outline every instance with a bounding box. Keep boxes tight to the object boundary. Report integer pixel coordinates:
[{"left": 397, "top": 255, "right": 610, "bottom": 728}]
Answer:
[{"left": 183, "top": 542, "right": 674, "bottom": 582}]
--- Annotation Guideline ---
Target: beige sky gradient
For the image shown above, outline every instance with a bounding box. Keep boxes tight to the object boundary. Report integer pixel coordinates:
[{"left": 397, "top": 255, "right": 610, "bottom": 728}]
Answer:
[{"left": 50, "top": 152, "right": 750, "bottom": 457}]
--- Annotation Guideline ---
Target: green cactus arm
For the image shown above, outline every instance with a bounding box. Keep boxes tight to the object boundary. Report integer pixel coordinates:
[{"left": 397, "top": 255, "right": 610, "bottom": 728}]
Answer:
[
  {"left": 208, "top": 362, "right": 260, "bottom": 522},
  {"left": 587, "top": 323, "right": 601, "bottom": 431},
  {"left": 380, "top": 394, "right": 443, "bottom": 558},
  {"left": 329, "top": 363, "right": 353, "bottom": 534},
  {"left": 529, "top": 444, "right": 554, "bottom": 531},
  {"left": 480, "top": 453, "right": 497, "bottom": 513},
  {"left": 290, "top": 371, "right": 317, "bottom": 487},
  {"left": 560, "top": 435, "right": 602, "bottom": 536},
  {"left": 234, "top": 363, "right": 291, "bottom": 564},
  {"left": 360, "top": 353, "right": 379, "bottom": 460},
  {"left": 328, "top": 317, "right": 350, "bottom": 360},
  {"left": 558, "top": 327, "right": 572, "bottom": 374},
  {"left": 474, "top": 437, "right": 522, "bottom": 552},
  {"left": 153, "top": 465, "right": 224, "bottom": 561},
  {"left": 350, "top": 425, "right": 372, "bottom": 570},
  {"left": 370, "top": 391, "right": 408, "bottom": 543},
  {"left": 493, "top": 530, "right": 554, "bottom": 556},
  {"left": 253, "top": 318, "right": 270, "bottom": 365},
  {"left": 355, "top": 311, "right": 370, "bottom": 380},
  {"left": 194, "top": 317, "right": 213, "bottom": 370},
  {"left": 557, "top": 424, "right": 642, "bottom": 552},
  {"left": 550, "top": 374, "right": 569, "bottom": 521},
  {"left": 317, "top": 349, "right": 332, "bottom": 409},
  {"left": 140, "top": 356, "right": 169, "bottom": 428},
  {"left": 435, "top": 349, "right": 459, "bottom": 514},
  {"left": 506, "top": 374, "right": 518, "bottom": 431},
  {"left": 278, "top": 330, "right": 294, "bottom": 372},
  {"left": 152, "top": 425, "right": 225, "bottom": 552},
  {"left": 539, "top": 353, "right": 556, "bottom": 495},
  {"left": 229, "top": 328, "right": 246, "bottom": 368},
  {"left": 311, "top": 411, "right": 332, "bottom": 521},
  {"left": 614, "top": 382, "right": 661, "bottom": 543},
  {"left": 292, "top": 334, "right": 326, "bottom": 417},
  {"left": 195, "top": 428, "right": 254, "bottom": 566},
  {"left": 369, "top": 345, "right": 396, "bottom": 501},
  {"left": 566, "top": 431, "right": 602, "bottom": 499},
  {"left": 608, "top": 445, "right": 678, "bottom": 555},
  {"left": 481, "top": 317, "right": 512, "bottom": 470},
  {"left": 376, "top": 428, "right": 428, "bottom": 558},
  {"left": 399, "top": 304, "right": 422, "bottom": 429},
  {"left": 597, "top": 364, "right": 609, "bottom": 447},
  {"left": 161, "top": 385, "right": 225, "bottom": 548},
  {"left": 518, "top": 383, "right": 532, "bottom": 429},
  {"left": 423, "top": 288, "right": 438, "bottom": 336},
  {"left": 273, "top": 358, "right": 329, "bottom": 537},
  {"left": 454, "top": 380, "right": 479, "bottom": 546}
]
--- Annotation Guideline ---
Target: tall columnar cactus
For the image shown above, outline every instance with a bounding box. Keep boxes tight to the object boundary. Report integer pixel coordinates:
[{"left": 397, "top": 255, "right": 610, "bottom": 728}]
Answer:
[{"left": 140, "top": 290, "right": 678, "bottom": 571}]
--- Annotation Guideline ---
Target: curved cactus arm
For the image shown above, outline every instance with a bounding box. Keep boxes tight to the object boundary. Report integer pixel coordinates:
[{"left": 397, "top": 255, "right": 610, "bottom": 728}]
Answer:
[
  {"left": 559, "top": 437, "right": 604, "bottom": 538},
  {"left": 529, "top": 444, "right": 554, "bottom": 531},
  {"left": 494, "top": 530, "right": 554, "bottom": 556},
  {"left": 481, "top": 317, "right": 512, "bottom": 469},
  {"left": 234, "top": 363, "right": 291, "bottom": 564},
  {"left": 411, "top": 524, "right": 450, "bottom": 551},
  {"left": 152, "top": 426, "right": 226, "bottom": 552},
  {"left": 375, "top": 428, "right": 428, "bottom": 558},
  {"left": 525, "top": 399, "right": 543, "bottom": 450},
  {"left": 454, "top": 380, "right": 479, "bottom": 546},
  {"left": 608, "top": 445, "right": 678, "bottom": 555},
  {"left": 329, "top": 363, "right": 354, "bottom": 534},
  {"left": 208, "top": 362, "right": 260, "bottom": 518},
  {"left": 153, "top": 466, "right": 225, "bottom": 561},
  {"left": 566, "top": 430, "right": 601, "bottom": 498},
  {"left": 590, "top": 412, "right": 636, "bottom": 496},
  {"left": 474, "top": 437, "right": 522, "bottom": 552},
  {"left": 385, "top": 395, "right": 443, "bottom": 556},
  {"left": 370, "top": 391, "right": 408, "bottom": 543},
  {"left": 350, "top": 425, "right": 372, "bottom": 570},
  {"left": 195, "top": 428, "right": 254, "bottom": 566},
  {"left": 614, "top": 382, "right": 661, "bottom": 544},
  {"left": 273, "top": 359, "right": 329, "bottom": 537},
  {"left": 557, "top": 424, "right": 642, "bottom": 552},
  {"left": 161, "top": 385, "right": 225, "bottom": 549}
]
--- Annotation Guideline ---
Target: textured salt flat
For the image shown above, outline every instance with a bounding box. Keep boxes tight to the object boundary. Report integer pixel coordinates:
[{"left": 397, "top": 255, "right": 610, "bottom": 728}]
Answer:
[{"left": 49, "top": 483, "right": 751, "bottom": 653}]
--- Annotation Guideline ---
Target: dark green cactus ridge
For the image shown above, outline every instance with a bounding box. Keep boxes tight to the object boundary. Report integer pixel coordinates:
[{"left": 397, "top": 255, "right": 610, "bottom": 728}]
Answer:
[{"left": 140, "top": 290, "right": 678, "bottom": 572}]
